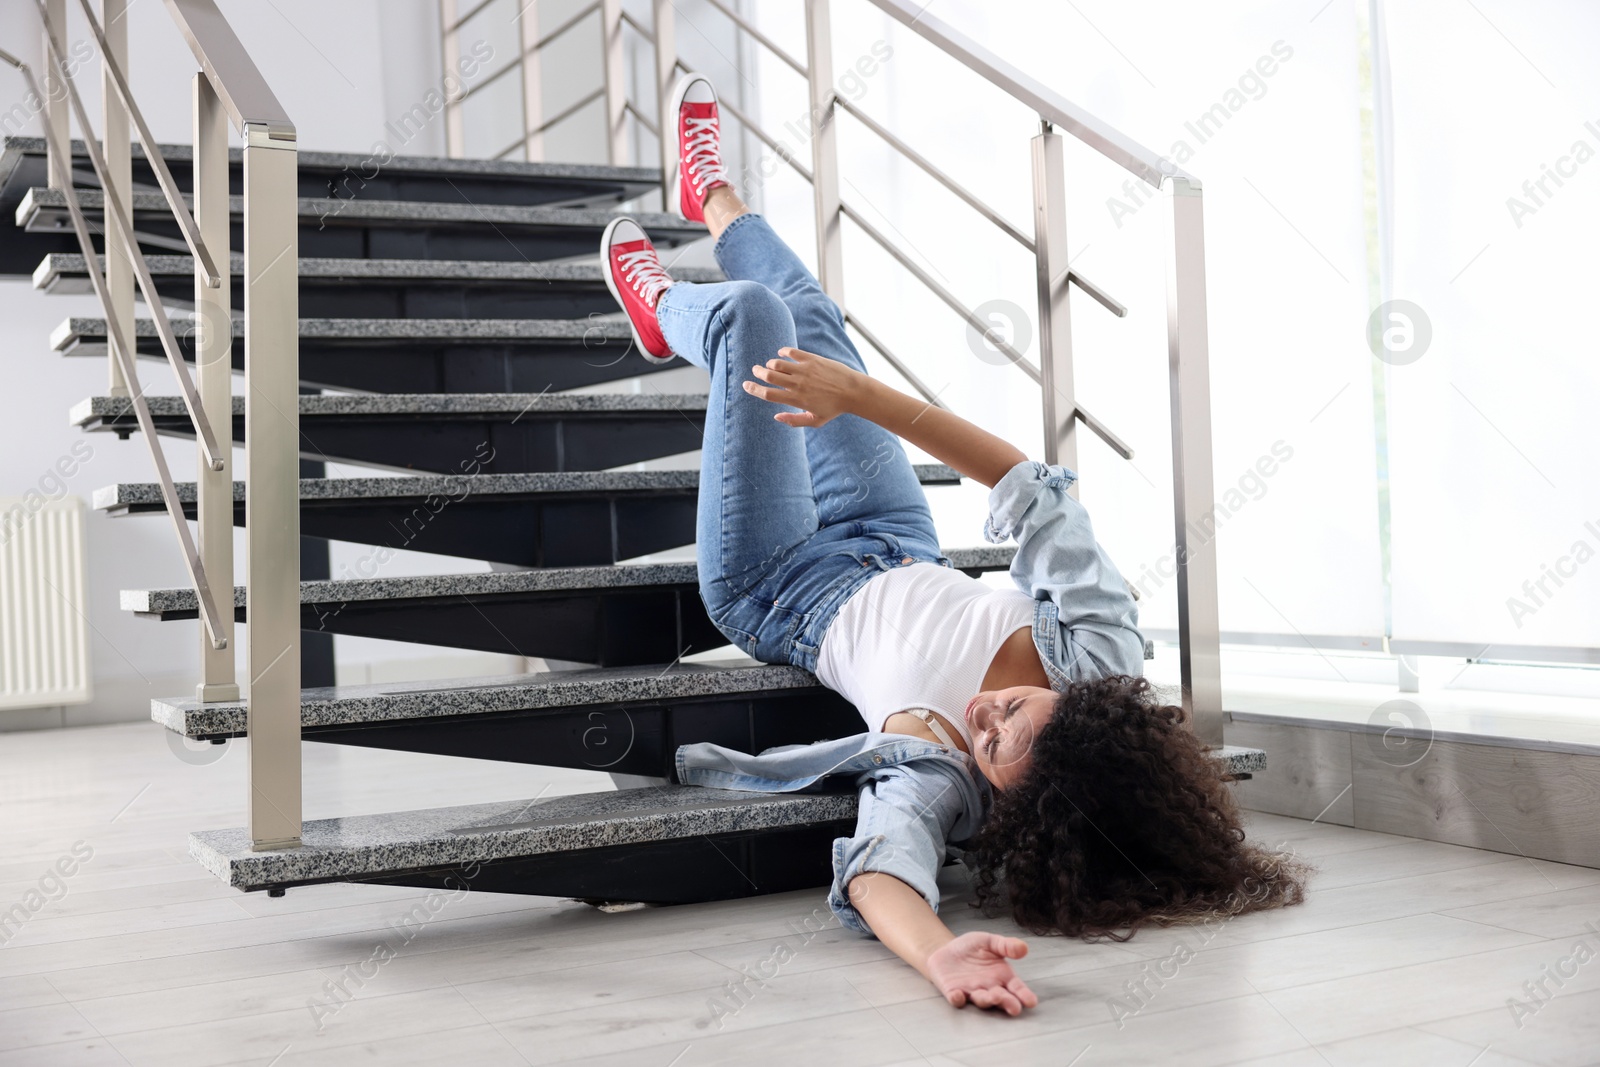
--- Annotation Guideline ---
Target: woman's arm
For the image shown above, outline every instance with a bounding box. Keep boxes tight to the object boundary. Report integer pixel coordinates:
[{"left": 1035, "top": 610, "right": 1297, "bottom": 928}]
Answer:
[
  {"left": 744, "top": 348, "right": 1027, "bottom": 489},
  {"left": 849, "top": 871, "right": 1039, "bottom": 1015}
]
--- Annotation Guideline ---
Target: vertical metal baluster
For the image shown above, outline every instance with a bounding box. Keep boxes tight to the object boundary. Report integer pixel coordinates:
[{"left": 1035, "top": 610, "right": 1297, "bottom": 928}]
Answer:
[
  {"left": 1165, "top": 177, "right": 1223, "bottom": 746},
  {"left": 100, "top": 0, "right": 131, "bottom": 398},
  {"left": 600, "top": 0, "right": 627, "bottom": 165},
  {"left": 440, "top": 0, "right": 464, "bottom": 158},
  {"left": 243, "top": 120, "right": 302, "bottom": 850},
  {"left": 651, "top": 0, "right": 676, "bottom": 210},
  {"left": 194, "top": 73, "right": 237, "bottom": 704},
  {"left": 803, "top": 0, "right": 843, "bottom": 302},
  {"left": 517, "top": 2, "right": 542, "bottom": 161},
  {"left": 1031, "top": 121, "right": 1077, "bottom": 481},
  {"left": 42, "top": 0, "right": 68, "bottom": 192}
]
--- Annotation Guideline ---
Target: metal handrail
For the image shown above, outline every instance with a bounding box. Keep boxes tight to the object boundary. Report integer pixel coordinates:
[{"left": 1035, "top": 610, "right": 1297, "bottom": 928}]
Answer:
[
  {"left": 33, "top": 5, "right": 228, "bottom": 474},
  {"left": 442, "top": 0, "right": 495, "bottom": 35},
  {"left": 161, "top": 0, "right": 294, "bottom": 138},
  {"left": 833, "top": 93, "right": 1033, "bottom": 251},
  {"left": 618, "top": 9, "right": 654, "bottom": 44},
  {"left": 455, "top": 0, "right": 601, "bottom": 108},
  {"left": 715, "top": 95, "right": 814, "bottom": 182},
  {"left": 168, "top": 0, "right": 305, "bottom": 850},
  {"left": 842, "top": 309, "right": 948, "bottom": 411},
  {"left": 672, "top": 35, "right": 1131, "bottom": 437},
  {"left": 704, "top": 0, "right": 808, "bottom": 77},
  {"left": 530, "top": 0, "right": 601, "bottom": 53},
  {"left": 623, "top": 100, "right": 659, "bottom": 138},
  {"left": 494, "top": 86, "right": 607, "bottom": 156},
  {"left": 840, "top": 199, "right": 1133, "bottom": 459},
  {"left": 0, "top": 46, "right": 230, "bottom": 652},
  {"left": 22, "top": 0, "right": 306, "bottom": 848},
  {"left": 864, "top": 0, "right": 1190, "bottom": 189},
  {"left": 839, "top": 199, "right": 1030, "bottom": 369},
  {"left": 71, "top": 0, "right": 220, "bottom": 286}
]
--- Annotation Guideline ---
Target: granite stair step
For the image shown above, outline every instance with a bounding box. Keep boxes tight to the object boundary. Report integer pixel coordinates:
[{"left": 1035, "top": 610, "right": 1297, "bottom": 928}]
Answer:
[
  {"left": 17, "top": 186, "right": 704, "bottom": 263},
  {"left": 0, "top": 135, "right": 659, "bottom": 218},
  {"left": 0, "top": 135, "right": 653, "bottom": 276},
  {"left": 153, "top": 658, "right": 1259, "bottom": 780},
  {"left": 52, "top": 316, "right": 684, "bottom": 393},
  {"left": 73, "top": 392, "right": 709, "bottom": 474},
  {"left": 36, "top": 253, "right": 721, "bottom": 320},
  {"left": 157, "top": 659, "right": 869, "bottom": 771},
  {"left": 192, "top": 739, "right": 1269, "bottom": 896},
  {"left": 122, "top": 548, "right": 1016, "bottom": 664},
  {"left": 94, "top": 465, "right": 962, "bottom": 568},
  {"left": 192, "top": 785, "right": 861, "bottom": 899}
]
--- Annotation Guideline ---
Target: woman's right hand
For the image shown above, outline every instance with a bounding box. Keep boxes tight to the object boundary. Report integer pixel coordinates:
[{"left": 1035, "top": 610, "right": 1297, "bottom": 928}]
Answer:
[
  {"left": 743, "top": 346, "right": 867, "bottom": 428},
  {"left": 924, "top": 932, "right": 1039, "bottom": 1015}
]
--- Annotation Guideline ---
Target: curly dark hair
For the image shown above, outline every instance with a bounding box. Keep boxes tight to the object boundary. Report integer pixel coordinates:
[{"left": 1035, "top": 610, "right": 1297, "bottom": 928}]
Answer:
[{"left": 966, "top": 674, "right": 1308, "bottom": 940}]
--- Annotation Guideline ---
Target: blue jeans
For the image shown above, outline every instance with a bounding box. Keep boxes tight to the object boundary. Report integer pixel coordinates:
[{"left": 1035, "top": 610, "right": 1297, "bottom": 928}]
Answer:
[{"left": 656, "top": 213, "right": 950, "bottom": 672}]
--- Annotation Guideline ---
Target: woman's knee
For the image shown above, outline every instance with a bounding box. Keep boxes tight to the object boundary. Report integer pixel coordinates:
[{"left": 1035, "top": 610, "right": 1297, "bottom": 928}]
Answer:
[{"left": 713, "top": 280, "right": 793, "bottom": 338}]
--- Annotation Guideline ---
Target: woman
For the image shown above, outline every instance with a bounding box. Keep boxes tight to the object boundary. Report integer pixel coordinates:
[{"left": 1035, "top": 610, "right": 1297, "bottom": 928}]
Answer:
[{"left": 600, "top": 73, "right": 1306, "bottom": 1017}]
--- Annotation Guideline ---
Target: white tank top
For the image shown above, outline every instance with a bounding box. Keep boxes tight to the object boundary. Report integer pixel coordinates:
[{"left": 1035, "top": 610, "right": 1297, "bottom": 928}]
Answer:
[{"left": 814, "top": 562, "right": 1038, "bottom": 751}]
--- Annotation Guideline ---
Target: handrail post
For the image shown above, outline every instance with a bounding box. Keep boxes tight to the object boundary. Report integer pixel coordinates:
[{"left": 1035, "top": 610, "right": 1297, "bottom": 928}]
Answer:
[
  {"left": 243, "top": 119, "right": 301, "bottom": 850},
  {"left": 600, "top": 0, "right": 627, "bottom": 165},
  {"left": 803, "top": 0, "right": 843, "bottom": 303},
  {"left": 41, "top": 0, "right": 69, "bottom": 191},
  {"left": 517, "top": 3, "right": 543, "bottom": 161},
  {"left": 100, "top": 0, "right": 132, "bottom": 399},
  {"left": 651, "top": 0, "right": 676, "bottom": 208},
  {"left": 194, "top": 72, "right": 237, "bottom": 704},
  {"left": 1031, "top": 121, "right": 1077, "bottom": 478},
  {"left": 1166, "top": 177, "right": 1223, "bottom": 746},
  {"left": 439, "top": 0, "right": 465, "bottom": 158}
]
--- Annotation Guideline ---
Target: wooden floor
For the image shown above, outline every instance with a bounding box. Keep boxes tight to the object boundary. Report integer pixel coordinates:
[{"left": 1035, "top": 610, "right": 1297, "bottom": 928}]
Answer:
[{"left": 3, "top": 722, "right": 1599, "bottom": 1067}]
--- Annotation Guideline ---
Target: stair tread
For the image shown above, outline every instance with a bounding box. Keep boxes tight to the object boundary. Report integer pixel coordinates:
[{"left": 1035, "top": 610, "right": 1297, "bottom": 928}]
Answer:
[
  {"left": 53, "top": 315, "right": 636, "bottom": 351},
  {"left": 121, "top": 546, "right": 1017, "bottom": 613},
  {"left": 192, "top": 743, "right": 1269, "bottom": 890},
  {"left": 3, "top": 135, "right": 663, "bottom": 184},
  {"left": 37, "top": 252, "right": 723, "bottom": 286},
  {"left": 72, "top": 392, "right": 711, "bottom": 421},
  {"left": 152, "top": 658, "right": 1272, "bottom": 783},
  {"left": 94, "top": 464, "right": 960, "bottom": 508},
  {"left": 154, "top": 658, "right": 818, "bottom": 735},
  {"left": 190, "top": 785, "right": 860, "bottom": 890},
  {"left": 19, "top": 186, "right": 704, "bottom": 233}
]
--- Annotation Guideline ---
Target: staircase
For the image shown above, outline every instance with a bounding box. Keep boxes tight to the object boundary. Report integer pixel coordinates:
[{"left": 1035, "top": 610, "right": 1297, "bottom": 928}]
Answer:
[{"left": 2, "top": 0, "right": 1260, "bottom": 907}]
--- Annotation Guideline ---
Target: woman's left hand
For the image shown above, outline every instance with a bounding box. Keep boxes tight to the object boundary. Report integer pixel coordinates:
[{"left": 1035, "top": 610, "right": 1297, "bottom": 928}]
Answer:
[
  {"left": 743, "top": 347, "right": 866, "bottom": 428},
  {"left": 925, "top": 932, "right": 1039, "bottom": 1016}
]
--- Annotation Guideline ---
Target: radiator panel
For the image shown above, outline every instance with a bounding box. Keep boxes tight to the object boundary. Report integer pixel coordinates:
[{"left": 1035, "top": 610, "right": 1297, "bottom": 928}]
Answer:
[{"left": 0, "top": 497, "right": 91, "bottom": 710}]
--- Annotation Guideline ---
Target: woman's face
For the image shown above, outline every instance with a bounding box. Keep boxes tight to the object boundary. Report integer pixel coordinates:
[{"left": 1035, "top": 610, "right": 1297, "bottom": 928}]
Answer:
[{"left": 964, "top": 685, "right": 1057, "bottom": 789}]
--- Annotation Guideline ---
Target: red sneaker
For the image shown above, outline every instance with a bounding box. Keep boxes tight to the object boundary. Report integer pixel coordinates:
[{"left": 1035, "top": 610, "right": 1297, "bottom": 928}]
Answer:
[
  {"left": 601, "top": 217, "right": 675, "bottom": 363},
  {"left": 670, "top": 73, "right": 730, "bottom": 223}
]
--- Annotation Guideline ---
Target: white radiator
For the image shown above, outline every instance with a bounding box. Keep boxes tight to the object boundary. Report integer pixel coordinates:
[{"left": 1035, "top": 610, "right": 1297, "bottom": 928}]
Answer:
[{"left": 0, "top": 496, "right": 91, "bottom": 710}]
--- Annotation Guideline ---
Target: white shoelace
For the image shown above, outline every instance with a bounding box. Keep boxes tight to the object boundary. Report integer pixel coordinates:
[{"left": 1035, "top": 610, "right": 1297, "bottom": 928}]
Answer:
[
  {"left": 682, "top": 115, "right": 729, "bottom": 193},
  {"left": 617, "top": 247, "right": 673, "bottom": 307}
]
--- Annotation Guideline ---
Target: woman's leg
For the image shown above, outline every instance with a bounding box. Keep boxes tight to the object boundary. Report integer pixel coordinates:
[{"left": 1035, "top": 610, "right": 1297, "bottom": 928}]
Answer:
[
  {"left": 703, "top": 194, "right": 940, "bottom": 547},
  {"left": 655, "top": 277, "right": 822, "bottom": 625}
]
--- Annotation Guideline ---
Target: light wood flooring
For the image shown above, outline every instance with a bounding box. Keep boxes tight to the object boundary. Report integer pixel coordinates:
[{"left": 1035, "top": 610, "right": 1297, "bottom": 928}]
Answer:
[{"left": 3, "top": 721, "right": 1599, "bottom": 1066}]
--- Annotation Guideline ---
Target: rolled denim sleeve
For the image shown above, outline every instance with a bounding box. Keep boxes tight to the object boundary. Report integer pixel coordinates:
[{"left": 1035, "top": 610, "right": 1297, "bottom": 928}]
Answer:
[
  {"left": 983, "top": 459, "right": 1144, "bottom": 679},
  {"left": 827, "top": 763, "right": 970, "bottom": 938}
]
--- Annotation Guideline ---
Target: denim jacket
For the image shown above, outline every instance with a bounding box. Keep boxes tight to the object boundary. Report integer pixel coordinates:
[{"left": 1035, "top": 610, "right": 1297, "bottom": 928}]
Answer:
[
  {"left": 984, "top": 459, "right": 1146, "bottom": 688},
  {"left": 675, "top": 732, "right": 992, "bottom": 938}
]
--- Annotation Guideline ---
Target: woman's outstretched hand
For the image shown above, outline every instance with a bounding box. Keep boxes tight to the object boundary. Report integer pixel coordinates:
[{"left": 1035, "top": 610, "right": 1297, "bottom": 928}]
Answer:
[
  {"left": 743, "top": 347, "right": 866, "bottom": 428},
  {"left": 925, "top": 932, "right": 1039, "bottom": 1016}
]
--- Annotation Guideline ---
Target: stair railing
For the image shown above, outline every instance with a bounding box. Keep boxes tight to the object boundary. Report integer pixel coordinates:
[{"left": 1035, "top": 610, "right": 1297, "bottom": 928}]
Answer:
[
  {"left": 7, "top": 0, "right": 303, "bottom": 848},
  {"left": 620, "top": 0, "right": 1223, "bottom": 744}
]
